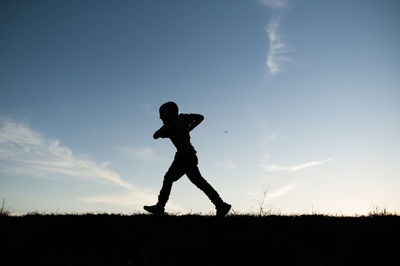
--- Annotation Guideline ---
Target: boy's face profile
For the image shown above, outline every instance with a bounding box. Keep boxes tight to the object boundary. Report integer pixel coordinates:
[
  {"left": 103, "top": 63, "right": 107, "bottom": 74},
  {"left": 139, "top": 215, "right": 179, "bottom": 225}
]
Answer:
[
  {"left": 160, "top": 109, "right": 178, "bottom": 125},
  {"left": 159, "top": 101, "right": 179, "bottom": 125}
]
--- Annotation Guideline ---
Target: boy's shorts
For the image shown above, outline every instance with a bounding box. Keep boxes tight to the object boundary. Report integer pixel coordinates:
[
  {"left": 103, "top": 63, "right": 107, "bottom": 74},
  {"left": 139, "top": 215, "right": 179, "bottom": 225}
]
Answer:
[{"left": 165, "top": 151, "right": 198, "bottom": 182}]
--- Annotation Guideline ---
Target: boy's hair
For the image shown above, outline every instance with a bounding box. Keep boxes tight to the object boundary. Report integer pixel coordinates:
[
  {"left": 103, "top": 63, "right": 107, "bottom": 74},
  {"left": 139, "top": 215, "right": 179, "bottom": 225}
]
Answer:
[{"left": 159, "top": 101, "right": 179, "bottom": 115}]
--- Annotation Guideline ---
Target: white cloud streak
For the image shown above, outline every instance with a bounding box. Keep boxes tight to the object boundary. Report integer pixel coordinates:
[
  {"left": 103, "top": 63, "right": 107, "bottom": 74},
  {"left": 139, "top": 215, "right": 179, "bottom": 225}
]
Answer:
[
  {"left": 118, "top": 147, "right": 159, "bottom": 161},
  {"left": 260, "top": 0, "right": 291, "bottom": 76},
  {"left": 266, "top": 17, "right": 291, "bottom": 75},
  {"left": 268, "top": 182, "right": 295, "bottom": 199},
  {"left": 260, "top": 0, "right": 289, "bottom": 8},
  {"left": 0, "top": 119, "right": 190, "bottom": 212},
  {"left": 0, "top": 119, "right": 132, "bottom": 189},
  {"left": 260, "top": 159, "right": 333, "bottom": 173}
]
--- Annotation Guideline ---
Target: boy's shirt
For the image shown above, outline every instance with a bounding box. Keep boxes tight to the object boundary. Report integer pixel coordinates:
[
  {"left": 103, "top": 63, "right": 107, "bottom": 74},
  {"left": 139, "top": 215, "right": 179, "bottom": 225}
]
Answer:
[{"left": 160, "top": 114, "right": 197, "bottom": 153}]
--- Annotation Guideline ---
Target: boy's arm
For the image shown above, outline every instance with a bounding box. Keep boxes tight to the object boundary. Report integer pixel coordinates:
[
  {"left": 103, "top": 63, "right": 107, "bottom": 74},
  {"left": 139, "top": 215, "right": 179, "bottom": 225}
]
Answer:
[
  {"left": 153, "top": 121, "right": 179, "bottom": 139},
  {"left": 153, "top": 126, "right": 168, "bottom": 139},
  {"left": 186, "top": 113, "right": 204, "bottom": 132},
  {"left": 154, "top": 113, "right": 204, "bottom": 139}
]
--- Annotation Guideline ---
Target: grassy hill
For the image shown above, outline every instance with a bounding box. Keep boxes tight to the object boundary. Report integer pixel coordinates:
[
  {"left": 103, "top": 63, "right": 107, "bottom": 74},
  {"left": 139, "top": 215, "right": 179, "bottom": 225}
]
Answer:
[{"left": 1, "top": 213, "right": 398, "bottom": 265}]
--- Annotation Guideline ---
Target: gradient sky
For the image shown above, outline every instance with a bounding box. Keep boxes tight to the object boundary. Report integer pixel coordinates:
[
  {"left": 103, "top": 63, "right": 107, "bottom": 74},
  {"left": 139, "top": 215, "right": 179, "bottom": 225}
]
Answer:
[{"left": 1, "top": 0, "right": 399, "bottom": 215}]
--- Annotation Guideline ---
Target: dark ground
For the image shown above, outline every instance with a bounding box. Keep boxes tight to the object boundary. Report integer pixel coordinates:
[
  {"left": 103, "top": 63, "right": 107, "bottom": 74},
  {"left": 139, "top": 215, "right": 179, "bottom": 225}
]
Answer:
[{"left": 0, "top": 214, "right": 399, "bottom": 265}]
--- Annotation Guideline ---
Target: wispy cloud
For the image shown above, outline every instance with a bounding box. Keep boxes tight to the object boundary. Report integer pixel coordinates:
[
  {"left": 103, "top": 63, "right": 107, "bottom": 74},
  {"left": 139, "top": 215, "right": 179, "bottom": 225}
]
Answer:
[
  {"left": 259, "top": 0, "right": 289, "bottom": 8},
  {"left": 260, "top": 159, "right": 333, "bottom": 173},
  {"left": 260, "top": 0, "right": 291, "bottom": 76},
  {"left": 268, "top": 182, "right": 295, "bottom": 199},
  {"left": 266, "top": 17, "right": 291, "bottom": 75},
  {"left": 0, "top": 119, "right": 132, "bottom": 189},
  {"left": 0, "top": 118, "right": 187, "bottom": 212},
  {"left": 247, "top": 182, "right": 295, "bottom": 209},
  {"left": 118, "top": 146, "right": 162, "bottom": 161}
]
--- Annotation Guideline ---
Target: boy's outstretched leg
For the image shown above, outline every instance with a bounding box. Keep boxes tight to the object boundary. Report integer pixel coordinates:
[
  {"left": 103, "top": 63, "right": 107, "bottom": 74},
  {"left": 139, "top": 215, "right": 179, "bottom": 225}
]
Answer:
[
  {"left": 216, "top": 202, "right": 231, "bottom": 217},
  {"left": 186, "top": 167, "right": 231, "bottom": 216},
  {"left": 144, "top": 161, "right": 185, "bottom": 215},
  {"left": 143, "top": 204, "right": 165, "bottom": 215},
  {"left": 143, "top": 176, "right": 173, "bottom": 215},
  {"left": 143, "top": 177, "right": 171, "bottom": 215}
]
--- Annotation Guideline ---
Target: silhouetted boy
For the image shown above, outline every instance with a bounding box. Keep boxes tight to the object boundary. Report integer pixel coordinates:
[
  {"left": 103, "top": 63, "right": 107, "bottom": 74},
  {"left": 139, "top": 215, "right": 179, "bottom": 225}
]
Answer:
[{"left": 144, "top": 101, "right": 231, "bottom": 216}]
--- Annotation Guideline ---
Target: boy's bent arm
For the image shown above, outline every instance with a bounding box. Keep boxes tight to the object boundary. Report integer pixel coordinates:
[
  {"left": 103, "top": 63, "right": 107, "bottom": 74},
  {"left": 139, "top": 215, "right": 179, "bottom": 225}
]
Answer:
[
  {"left": 153, "top": 126, "right": 168, "bottom": 139},
  {"left": 186, "top": 113, "right": 204, "bottom": 132},
  {"left": 153, "top": 121, "right": 179, "bottom": 139}
]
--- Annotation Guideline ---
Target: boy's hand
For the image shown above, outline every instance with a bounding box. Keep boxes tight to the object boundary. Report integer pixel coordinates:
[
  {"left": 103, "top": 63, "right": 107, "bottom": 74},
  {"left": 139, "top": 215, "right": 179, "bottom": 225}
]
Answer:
[
  {"left": 153, "top": 126, "right": 168, "bottom": 139},
  {"left": 153, "top": 130, "right": 162, "bottom": 139}
]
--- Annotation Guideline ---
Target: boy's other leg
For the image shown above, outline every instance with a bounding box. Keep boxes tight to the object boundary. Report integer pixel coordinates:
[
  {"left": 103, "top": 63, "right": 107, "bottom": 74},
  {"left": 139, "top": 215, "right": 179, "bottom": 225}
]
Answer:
[
  {"left": 157, "top": 160, "right": 186, "bottom": 209},
  {"left": 186, "top": 166, "right": 224, "bottom": 207}
]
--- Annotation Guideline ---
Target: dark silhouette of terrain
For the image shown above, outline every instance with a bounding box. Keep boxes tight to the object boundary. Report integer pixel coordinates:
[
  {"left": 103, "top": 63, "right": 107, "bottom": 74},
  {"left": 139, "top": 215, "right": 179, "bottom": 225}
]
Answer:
[{"left": 0, "top": 214, "right": 398, "bottom": 265}]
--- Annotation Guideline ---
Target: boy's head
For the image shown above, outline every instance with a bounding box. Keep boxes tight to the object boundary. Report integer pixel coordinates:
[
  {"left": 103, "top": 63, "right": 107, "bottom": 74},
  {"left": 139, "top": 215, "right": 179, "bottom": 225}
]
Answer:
[{"left": 159, "top": 101, "right": 179, "bottom": 124}]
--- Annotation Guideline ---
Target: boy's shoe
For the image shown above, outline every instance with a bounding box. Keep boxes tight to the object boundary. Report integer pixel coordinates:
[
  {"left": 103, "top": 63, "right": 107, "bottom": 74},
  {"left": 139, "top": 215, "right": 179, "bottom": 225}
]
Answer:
[
  {"left": 216, "top": 202, "right": 231, "bottom": 217},
  {"left": 143, "top": 205, "right": 165, "bottom": 215}
]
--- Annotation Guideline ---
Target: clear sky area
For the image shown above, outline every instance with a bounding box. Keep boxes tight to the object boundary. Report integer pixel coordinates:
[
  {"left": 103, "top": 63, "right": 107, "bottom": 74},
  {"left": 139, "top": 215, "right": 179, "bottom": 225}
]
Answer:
[{"left": 1, "top": 0, "right": 399, "bottom": 215}]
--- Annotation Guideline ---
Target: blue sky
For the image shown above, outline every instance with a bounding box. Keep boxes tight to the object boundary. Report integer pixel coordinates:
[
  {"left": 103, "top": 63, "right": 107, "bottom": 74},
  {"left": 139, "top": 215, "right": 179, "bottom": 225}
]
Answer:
[{"left": 1, "top": 0, "right": 399, "bottom": 215}]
